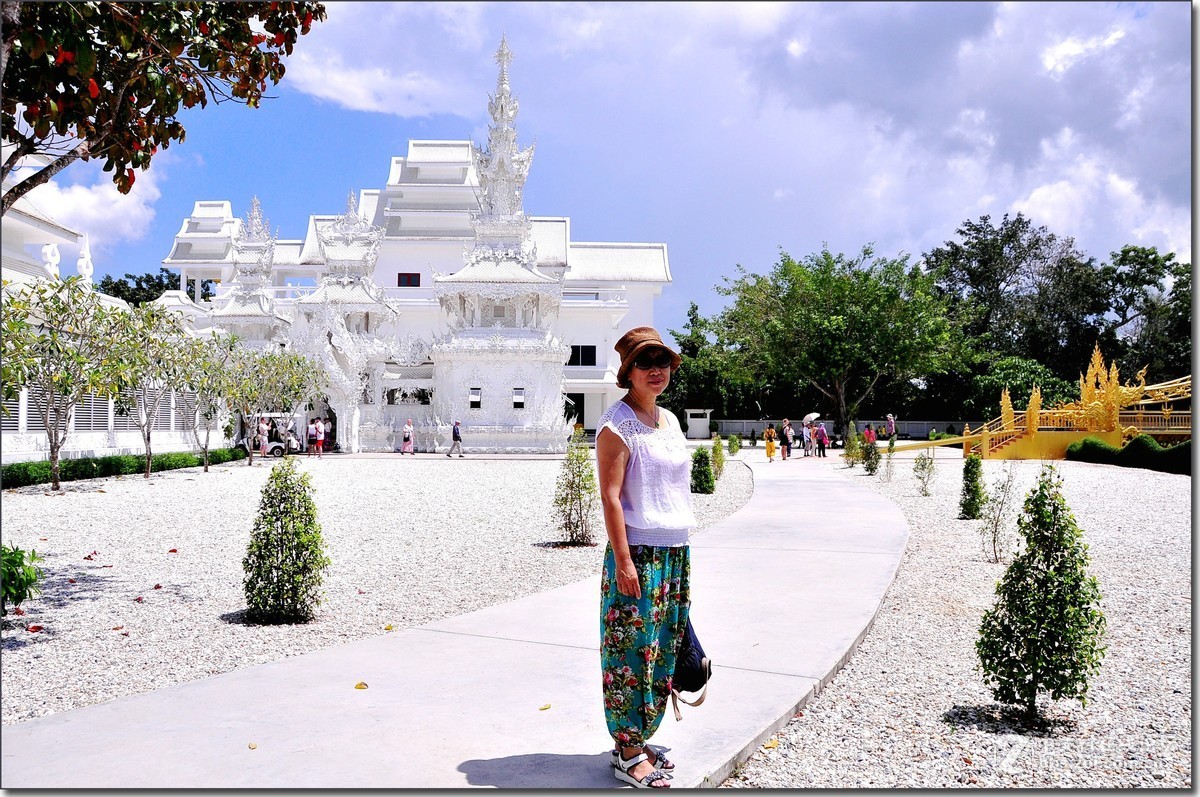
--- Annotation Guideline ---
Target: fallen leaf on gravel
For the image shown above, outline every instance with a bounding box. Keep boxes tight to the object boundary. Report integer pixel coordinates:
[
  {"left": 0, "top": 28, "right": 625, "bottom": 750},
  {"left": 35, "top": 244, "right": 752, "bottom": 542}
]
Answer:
[
  {"left": 384, "top": 624, "right": 394, "bottom": 631},
  {"left": 68, "top": 579, "right": 76, "bottom": 584},
  {"left": 134, "top": 596, "right": 144, "bottom": 603},
  {"left": 763, "top": 739, "right": 779, "bottom": 749},
  {"left": 539, "top": 704, "right": 551, "bottom": 711},
  {"left": 27, "top": 625, "right": 43, "bottom": 632},
  {"left": 101, "top": 564, "right": 113, "bottom": 568},
  {"left": 96, "top": 489, "right": 106, "bottom": 493},
  {"left": 248, "top": 742, "right": 258, "bottom": 750},
  {"left": 112, "top": 626, "right": 124, "bottom": 631},
  {"left": 357, "top": 589, "right": 366, "bottom": 594},
  {"left": 962, "top": 757, "right": 973, "bottom": 765},
  {"left": 12, "top": 608, "right": 25, "bottom": 616},
  {"left": 121, "top": 631, "right": 129, "bottom": 636},
  {"left": 354, "top": 682, "right": 368, "bottom": 690},
  {"left": 153, "top": 584, "right": 162, "bottom": 589},
  {"left": 38, "top": 537, "right": 48, "bottom": 541},
  {"left": 168, "top": 548, "right": 177, "bottom": 554}
]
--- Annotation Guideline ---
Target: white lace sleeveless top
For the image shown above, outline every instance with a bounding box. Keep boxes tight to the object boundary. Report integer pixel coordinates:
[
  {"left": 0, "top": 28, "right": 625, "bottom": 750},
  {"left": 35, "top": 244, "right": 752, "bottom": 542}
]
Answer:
[{"left": 598, "top": 400, "right": 696, "bottom": 547}]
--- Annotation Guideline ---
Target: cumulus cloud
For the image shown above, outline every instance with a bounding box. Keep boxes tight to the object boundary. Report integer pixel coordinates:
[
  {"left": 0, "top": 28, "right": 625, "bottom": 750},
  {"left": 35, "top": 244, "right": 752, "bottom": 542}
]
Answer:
[{"left": 13, "top": 156, "right": 166, "bottom": 268}]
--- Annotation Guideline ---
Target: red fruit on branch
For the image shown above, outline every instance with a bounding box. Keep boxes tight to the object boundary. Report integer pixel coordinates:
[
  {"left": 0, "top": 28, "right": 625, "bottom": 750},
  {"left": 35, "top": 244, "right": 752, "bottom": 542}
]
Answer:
[
  {"left": 126, "top": 168, "right": 136, "bottom": 186},
  {"left": 88, "top": 78, "right": 100, "bottom": 98},
  {"left": 303, "top": 11, "right": 313, "bottom": 27},
  {"left": 274, "top": 32, "right": 285, "bottom": 46},
  {"left": 199, "top": 21, "right": 209, "bottom": 35}
]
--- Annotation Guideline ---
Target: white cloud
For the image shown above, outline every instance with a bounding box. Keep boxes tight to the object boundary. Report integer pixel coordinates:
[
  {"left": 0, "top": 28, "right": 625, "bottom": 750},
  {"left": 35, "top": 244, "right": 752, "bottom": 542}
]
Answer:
[
  {"left": 786, "top": 38, "right": 806, "bottom": 58},
  {"left": 13, "top": 157, "right": 165, "bottom": 265},
  {"left": 772, "top": 188, "right": 794, "bottom": 201},
  {"left": 286, "top": 48, "right": 476, "bottom": 117},
  {"left": 1041, "top": 26, "right": 1126, "bottom": 77}
]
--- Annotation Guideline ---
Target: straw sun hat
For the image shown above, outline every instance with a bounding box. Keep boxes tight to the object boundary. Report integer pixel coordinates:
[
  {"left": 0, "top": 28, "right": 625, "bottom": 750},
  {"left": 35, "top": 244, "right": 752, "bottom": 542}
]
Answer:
[{"left": 614, "top": 326, "right": 682, "bottom": 389}]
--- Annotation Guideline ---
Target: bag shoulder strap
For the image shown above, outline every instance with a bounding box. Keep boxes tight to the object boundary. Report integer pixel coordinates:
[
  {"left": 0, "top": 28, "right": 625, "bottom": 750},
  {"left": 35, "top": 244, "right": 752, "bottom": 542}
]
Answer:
[{"left": 670, "top": 657, "right": 711, "bottom": 721}]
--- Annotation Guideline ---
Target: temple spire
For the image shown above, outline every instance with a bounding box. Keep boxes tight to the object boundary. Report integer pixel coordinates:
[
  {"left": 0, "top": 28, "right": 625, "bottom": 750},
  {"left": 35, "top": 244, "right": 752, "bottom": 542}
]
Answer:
[{"left": 495, "top": 35, "right": 512, "bottom": 95}]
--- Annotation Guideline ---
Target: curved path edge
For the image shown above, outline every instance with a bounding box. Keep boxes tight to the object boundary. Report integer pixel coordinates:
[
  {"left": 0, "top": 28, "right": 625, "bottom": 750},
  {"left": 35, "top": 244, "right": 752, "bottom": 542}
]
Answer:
[{"left": 0, "top": 457, "right": 909, "bottom": 789}]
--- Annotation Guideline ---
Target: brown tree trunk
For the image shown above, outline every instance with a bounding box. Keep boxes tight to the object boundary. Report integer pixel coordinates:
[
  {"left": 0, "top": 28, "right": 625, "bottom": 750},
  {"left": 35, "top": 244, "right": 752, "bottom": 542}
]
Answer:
[
  {"left": 143, "top": 429, "right": 153, "bottom": 479},
  {"left": 203, "top": 426, "right": 211, "bottom": 472},
  {"left": 49, "top": 440, "right": 61, "bottom": 491}
]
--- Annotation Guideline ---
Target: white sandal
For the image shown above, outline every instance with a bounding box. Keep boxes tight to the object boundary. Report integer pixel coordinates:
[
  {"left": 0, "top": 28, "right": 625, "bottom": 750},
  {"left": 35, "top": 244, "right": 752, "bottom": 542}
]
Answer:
[
  {"left": 611, "top": 744, "right": 674, "bottom": 775},
  {"left": 613, "top": 750, "right": 671, "bottom": 789}
]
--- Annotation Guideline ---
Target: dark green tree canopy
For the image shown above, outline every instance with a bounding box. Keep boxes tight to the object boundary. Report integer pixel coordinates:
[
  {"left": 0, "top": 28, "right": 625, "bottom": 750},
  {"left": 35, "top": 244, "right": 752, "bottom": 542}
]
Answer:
[
  {"left": 98, "top": 266, "right": 214, "bottom": 306},
  {"left": 2, "top": 1, "right": 327, "bottom": 213},
  {"left": 713, "top": 245, "right": 952, "bottom": 431}
]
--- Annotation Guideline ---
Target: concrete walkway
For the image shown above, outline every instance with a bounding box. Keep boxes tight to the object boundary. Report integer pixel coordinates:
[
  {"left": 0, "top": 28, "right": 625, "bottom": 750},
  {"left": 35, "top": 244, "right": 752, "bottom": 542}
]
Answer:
[{"left": 0, "top": 455, "right": 909, "bottom": 789}]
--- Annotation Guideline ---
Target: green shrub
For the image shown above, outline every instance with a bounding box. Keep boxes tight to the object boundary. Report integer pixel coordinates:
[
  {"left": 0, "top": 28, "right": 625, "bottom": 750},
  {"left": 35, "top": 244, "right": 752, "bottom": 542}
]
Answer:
[
  {"left": 960, "top": 454, "right": 988, "bottom": 519},
  {"left": 1, "top": 542, "right": 44, "bottom": 616},
  {"left": 151, "top": 452, "right": 202, "bottom": 472},
  {"left": 842, "top": 423, "right": 862, "bottom": 467},
  {"left": 553, "top": 429, "right": 599, "bottom": 545},
  {"left": 690, "top": 447, "right": 715, "bottom": 494},
  {"left": 976, "top": 464, "right": 1106, "bottom": 723},
  {"left": 0, "top": 461, "right": 52, "bottom": 489},
  {"left": 913, "top": 450, "right": 936, "bottom": 496},
  {"left": 862, "top": 436, "right": 881, "bottom": 475},
  {"left": 708, "top": 419, "right": 720, "bottom": 435},
  {"left": 243, "top": 459, "right": 330, "bottom": 624},
  {"left": 727, "top": 434, "right": 742, "bottom": 456},
  {"left": 1065, "top": 434, "right": 1190, "bottom": 475},
  {"left": 711, "top": 435, "right": 725, "bottom": 481}
]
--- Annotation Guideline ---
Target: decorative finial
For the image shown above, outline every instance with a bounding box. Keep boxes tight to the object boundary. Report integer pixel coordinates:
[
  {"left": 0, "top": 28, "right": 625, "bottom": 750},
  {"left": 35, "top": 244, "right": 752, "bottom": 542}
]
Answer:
[
  {"left": 495, "top": 35, "right": 512, "bottom": 93},
  {"left": 244, "top": 196, "right": 271, "bottom": 242},
  {"left": 345, "top": 191, "right": 359, "bottom": 219}
]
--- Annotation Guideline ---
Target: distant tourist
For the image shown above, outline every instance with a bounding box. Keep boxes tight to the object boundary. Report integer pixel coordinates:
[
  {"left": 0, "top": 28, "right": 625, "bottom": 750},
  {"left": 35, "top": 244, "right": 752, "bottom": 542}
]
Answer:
[
  {"left": 307, "top": 419, "right": 317, "bottom": 456},
  {"left": 886, "top": 413, "right": 896, "bottom": 438},
  {"left": 764, "top": 423, "right": 778, "bottom": 462},
  {"left": 402, "top": 418, "right": 415, "bottom": 455},
  {"left": 314, "top": 417, "right": 325, "bottom": 458},
  {"left": 801, "top": 422, "right": 812, "bottom": 457},
  {"left": 447, "top": 420, "right": 464, "bottom": 457},
  {"left": 323, "top": 418, "right": 334, "bottom": 451},
  {"left": 781, "top": 418, "right": 793, "bottom": 460},
  {"left": 595, "top": 326, "right": 693, "bottom": 788},
  {"left": 257, "top": 417, "right": 269, "bottom": 458},
  {"left": 863, "top": 425, "right": 876, "bottom": 446},
  {"left": 816, "top": 422, "right": 829, "bottom": 457}
]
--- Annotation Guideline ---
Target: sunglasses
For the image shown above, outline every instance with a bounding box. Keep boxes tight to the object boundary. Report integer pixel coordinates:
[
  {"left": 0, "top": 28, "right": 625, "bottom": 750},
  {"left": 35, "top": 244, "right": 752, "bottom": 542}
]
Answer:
[{"left": 632, "top": 350, "right": 674, "bottom": 370}]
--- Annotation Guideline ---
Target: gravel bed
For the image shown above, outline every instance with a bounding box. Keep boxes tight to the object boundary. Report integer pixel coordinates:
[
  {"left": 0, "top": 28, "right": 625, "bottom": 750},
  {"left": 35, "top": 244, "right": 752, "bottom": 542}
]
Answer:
[
  {"left": 723, "top": 453, "right": 1191, "bottom": 788},
  {"left": 1, "top": 454, "right": 753, "bottom": 726}
]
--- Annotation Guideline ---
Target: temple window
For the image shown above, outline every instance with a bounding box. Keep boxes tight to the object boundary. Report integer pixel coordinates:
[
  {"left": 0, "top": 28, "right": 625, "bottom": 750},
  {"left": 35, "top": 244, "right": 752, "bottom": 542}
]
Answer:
[
  {"left": 469, "top": 387, "right": 482, "bottom": 409},
  {"left": 513, "top": 387, "right": 525, "bottom": 410},
  {"left": 568, "top": 345, "right": 597, "bottom": 366},
  {"left": 397, "top": 273, "right": 421, "bottom": 287}
]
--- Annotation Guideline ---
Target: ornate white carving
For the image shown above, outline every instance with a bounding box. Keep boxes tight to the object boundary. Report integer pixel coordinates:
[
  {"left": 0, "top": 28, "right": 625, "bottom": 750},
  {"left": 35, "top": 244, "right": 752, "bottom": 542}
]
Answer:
[
  {"left": 40, "top": 244, "right": 60, "bottom": 278},
  {"left": 76, "top": 235, "right": 94, "bottom": 284}
]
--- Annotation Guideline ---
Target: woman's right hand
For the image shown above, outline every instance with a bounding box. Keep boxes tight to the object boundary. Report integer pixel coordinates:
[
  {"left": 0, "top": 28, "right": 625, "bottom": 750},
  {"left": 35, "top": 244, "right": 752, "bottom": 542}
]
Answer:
[{"left": 616, "top": 558, "right": 641, "bottom": 599}]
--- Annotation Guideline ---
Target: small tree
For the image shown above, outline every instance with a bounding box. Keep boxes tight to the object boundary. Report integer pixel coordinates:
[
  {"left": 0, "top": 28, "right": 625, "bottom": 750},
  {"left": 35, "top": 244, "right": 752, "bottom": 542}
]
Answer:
[
  {"left": 690, "top": 447, "right": 715, "bottom": 494},
  {"left": 862, "top": 435, "right": 881, "bottom": 475},
  {"left": 181, "top": 334, "right": 239, "bottom": 472},
  {"left": 727, "top": 434, "right": 741, "bottom": 456},
  {"left": 552, "top": 428, "right": 598, "bottom": 545},
  {"left": 711, "top": 434, "right": 725, "bottom": 481},
  {"left": 881, "top": 434, "right": 896, "bottom": 482},
  {"left": 2, "top": 276, "right": 126, "bottom": 490},
  {"left": 243, "top": 458, "right": 329, "bottom": 623},
  {"left": 959, "top": 454, "right": 988, "bottom": 519},
  {"left": 980, "top": 462, "right": 1021, "bottom": 564},
  {"left": 109, "top": 301, "right": 189, "bottom": 479},
  {"left": 842, "top": 421, "right": 862, "bottom": 468},
  {"left": 913, "top": 449, "right": 936, "bottom": 496},
  {"left": 976, "top": 464, "right": 1107, "bottom": 723}
]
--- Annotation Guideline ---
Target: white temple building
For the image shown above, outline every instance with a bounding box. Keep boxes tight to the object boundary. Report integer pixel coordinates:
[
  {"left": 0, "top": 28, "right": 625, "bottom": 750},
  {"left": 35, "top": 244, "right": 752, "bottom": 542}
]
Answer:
[{"left": 159, "top": 38, "right": 672, "bottom": 453}]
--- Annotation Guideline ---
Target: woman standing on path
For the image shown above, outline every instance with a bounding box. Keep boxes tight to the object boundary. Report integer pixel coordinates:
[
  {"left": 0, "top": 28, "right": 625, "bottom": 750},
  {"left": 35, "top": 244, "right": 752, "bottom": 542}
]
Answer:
[
  {"left": 401, "top": 418, "right": 415, "bottom": 455},
  {"left": 596, "top": 326, "right": 695, "bottom": 789},
  {"left": 764, "top": 423, "right": 778, "bottom": 462}
]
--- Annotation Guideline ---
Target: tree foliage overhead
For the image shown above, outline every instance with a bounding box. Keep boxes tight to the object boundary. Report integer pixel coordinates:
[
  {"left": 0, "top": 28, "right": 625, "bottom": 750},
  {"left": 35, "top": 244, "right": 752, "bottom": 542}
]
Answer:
[
  {"left": 98, "top": 266, "right": 214, "bottom": 305},
  {"left": 714, "top": 245, "right": 952, "bottom": 432},
  {"left": 1, "top": 1, "right": 327, "bottom": 213}
]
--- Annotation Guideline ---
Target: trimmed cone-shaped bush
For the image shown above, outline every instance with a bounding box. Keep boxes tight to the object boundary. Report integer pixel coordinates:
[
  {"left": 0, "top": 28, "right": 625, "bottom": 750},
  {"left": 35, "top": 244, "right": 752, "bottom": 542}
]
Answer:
[
  {"left": 691, "top": 447, "right": 715, "bottom": 494},
  {"left": 711, "top": 435, "right": 725, "bottom": 481},
  {"left": 243, "top": 459, "right": 330, "bottom": 623},
  {"left": 728, "top": 434, "right": 742, "bottom": 456},
  {"left": 976, "top": 464, "right": 1106, "bottom": 723},
  {"left": 553, "top": 429, "right": 599, "bottom": 545},
  {"left": 960, "top": 454, "right": 988, "bottom": 519}
]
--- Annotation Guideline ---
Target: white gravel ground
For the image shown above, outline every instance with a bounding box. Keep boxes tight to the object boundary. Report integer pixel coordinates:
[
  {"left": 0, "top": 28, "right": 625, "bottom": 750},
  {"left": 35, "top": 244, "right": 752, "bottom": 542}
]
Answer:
[
  {"left": 723, "top": 451, "right": 1191, "bottom": 789},
  {"left": 0, "top": 453, "right": 753, "bottom": 726}
]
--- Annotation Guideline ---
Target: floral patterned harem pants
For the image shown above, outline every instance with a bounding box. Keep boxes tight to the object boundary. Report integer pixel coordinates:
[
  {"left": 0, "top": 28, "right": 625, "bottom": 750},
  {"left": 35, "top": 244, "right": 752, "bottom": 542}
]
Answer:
[{"left": 600, "top": 542, "right": 691, "bottom": 748}]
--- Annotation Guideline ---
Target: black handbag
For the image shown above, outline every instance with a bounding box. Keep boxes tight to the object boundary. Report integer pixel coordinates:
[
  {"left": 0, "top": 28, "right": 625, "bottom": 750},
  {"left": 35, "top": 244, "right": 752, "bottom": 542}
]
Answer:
[{"left": 671, "top": 618, "right": 711, "bottom": 720}]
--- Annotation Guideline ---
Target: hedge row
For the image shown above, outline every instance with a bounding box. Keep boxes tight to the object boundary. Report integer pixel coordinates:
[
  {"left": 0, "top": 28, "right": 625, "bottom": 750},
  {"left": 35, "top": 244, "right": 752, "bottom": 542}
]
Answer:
[
  {"left": 1, "top": 447, "right": 248, "bottom": 489},
  {"left": 1065, "top": 434, "right": 1190, "bottom": 475}
]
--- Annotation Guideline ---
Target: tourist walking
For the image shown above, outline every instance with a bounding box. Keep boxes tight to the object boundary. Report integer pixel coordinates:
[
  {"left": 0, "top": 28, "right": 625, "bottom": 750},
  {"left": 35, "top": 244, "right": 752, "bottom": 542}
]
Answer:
[
  {"left": 801, "top": 422, "right": 812, "bottom": 457},
  {"left": 816, "top": 422, "right": 829, "bottom": 457},
  {"left": 257, "top": 417, "right": 269, "bottom": 458},
  {"left": 780, "top": 419, "right": 793, "bottom": 460},
  {"left": 764, "top": 423, "right": 777, "bottom": 462},
  {"left": 447, "top": 420, "right": 464, "bottom": 457},
  {"left": 596, "top": 326, "right": 694, "bottom": 789},
  {"left": 314, "top": 417, "right": 324, "bottom": 458},
  {"left": 306, "top": 419, "right": 317, "bottom": 456},
  {"left": 886, "top": 413, "right": 896, "bottom": 439},
  {"left": 402, "top": 418, "right": 415, "bottom": 455}
]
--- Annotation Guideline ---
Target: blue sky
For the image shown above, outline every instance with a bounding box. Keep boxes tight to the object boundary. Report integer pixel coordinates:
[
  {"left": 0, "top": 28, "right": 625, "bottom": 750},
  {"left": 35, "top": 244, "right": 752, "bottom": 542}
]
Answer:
[{"left": 21, "top": 1, "right": 1193, "bottom": 345}]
